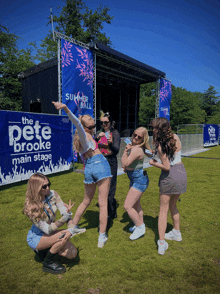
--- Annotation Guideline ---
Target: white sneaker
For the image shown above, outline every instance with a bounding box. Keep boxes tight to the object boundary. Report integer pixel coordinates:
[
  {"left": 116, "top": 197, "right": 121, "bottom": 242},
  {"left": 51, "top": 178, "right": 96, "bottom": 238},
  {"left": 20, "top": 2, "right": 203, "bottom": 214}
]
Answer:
[
  {"left": 129, "top": 223, "right": 145, "bottom": 240},
  {"left": 98, "top": 233, "right": 108, "bottom": 248},
  {"left": 165, "top": 229, "right": 182, "bottom": 241},
  {"left": 129, "top": 225, "right": 136, "bottom": 232},
  {"left": 157, "top": 240, "right": 168, "bottom": 255},
  {"left": 72, "top": 225, "right": 86, "bottom": 236}
]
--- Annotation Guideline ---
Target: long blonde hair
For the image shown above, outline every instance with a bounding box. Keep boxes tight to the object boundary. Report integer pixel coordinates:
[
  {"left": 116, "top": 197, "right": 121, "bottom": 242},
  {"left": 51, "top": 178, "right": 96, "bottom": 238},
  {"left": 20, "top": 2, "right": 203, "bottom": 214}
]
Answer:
[
  {"left": 23, "top": 173, "right": 49, "bottom": 222},
  {"left": 73, "top": 114, "right": 94, "bottom": 153},
  {"left": 133, "top": 127, "right": 151, "bottom": 153}
]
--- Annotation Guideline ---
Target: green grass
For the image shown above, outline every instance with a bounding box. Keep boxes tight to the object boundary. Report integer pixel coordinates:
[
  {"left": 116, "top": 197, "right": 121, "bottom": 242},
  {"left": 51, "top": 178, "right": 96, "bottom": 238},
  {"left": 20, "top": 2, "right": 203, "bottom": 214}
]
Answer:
[{"left": 0, "top": 146, "right": 220, "bottom": 294}]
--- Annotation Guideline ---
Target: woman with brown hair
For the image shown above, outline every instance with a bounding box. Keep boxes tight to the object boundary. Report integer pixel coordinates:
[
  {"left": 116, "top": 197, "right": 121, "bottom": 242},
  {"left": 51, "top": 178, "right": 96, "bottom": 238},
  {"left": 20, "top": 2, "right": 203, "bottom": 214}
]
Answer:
[
  {"left": 52, "top": 102, "right": 111, "bottom": 248},
  {"left": 95, "top": 111, "right": 121, "bottom": 220},
  {"left": 121, "top": 127, "right": 150, "bottom": 240},
  {"left": 149, "top": 117, "right": 187, "bottom": 255},
  {"left": 23, "top": 173, "right": 77, "bottom": 275}
]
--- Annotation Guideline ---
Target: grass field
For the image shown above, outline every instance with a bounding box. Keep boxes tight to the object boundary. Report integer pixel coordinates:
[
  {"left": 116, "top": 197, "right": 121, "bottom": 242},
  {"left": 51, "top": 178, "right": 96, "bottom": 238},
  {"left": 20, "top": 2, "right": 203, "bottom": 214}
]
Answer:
[{"left": 0, "top": 146, "right": 219, "bottom": 294}]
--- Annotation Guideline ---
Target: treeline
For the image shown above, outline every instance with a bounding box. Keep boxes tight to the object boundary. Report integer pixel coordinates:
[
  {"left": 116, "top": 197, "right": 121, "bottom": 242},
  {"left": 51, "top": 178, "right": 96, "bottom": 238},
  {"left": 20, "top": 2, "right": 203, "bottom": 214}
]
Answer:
[{"left": 139, "top": 82, "right": 220, "bottom": 131}]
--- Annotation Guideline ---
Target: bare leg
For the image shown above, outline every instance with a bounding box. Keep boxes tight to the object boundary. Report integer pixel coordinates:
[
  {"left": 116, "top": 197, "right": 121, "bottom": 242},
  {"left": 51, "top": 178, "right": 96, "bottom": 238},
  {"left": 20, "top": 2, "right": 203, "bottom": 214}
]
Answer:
[
  {"left": 158, "top": 194, "right": 171, "bottom": 241},
  {"left": 97, "top": 178, "right": 111, "bottom": 233},
  {"left": 124, "top": 187, "right": 143, "bottom": 227},
  {"left": 133, "top": 198, "right": 144, "bottom": 224},
  {"left": 169, "top": 194, "right": 181, "bottom": 230},
  {"left": 36, "top": 230, "right": 77, "bottom": 259},
  {"left": 71, "top": 183, "right": 96, "bottom": 226}
]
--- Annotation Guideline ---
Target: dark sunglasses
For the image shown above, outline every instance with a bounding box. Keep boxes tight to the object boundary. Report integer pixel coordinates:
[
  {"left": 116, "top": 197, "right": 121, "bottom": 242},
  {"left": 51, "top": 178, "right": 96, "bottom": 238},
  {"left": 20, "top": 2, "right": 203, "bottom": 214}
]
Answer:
[
  {"left": 102, "top": 121, "right": 109, "bottom": 125},
  {"left": 42, "top": 182, "right": 51, "bottom": 190},
  {"left": 83, "top": 124, "right": 96, "bottom": 130},
  {"left": 133, "top": 133, "right": 143, "bottom": 140}
]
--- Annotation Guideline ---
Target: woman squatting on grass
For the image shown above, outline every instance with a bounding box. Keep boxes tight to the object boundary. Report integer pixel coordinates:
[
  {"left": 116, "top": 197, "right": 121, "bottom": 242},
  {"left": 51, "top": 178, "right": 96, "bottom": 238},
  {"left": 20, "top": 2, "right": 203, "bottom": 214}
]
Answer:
[
  {"left": 52, "top": 102, "right": 111, "bottom": 248},
  {"left": 149, "top": 117, "right": 187, "bottom": 255},
  {"left": 121, "top": 127, "right": 151, "bottom": 240},
  {"left": 23, "top": 173, "right": 77, "bottom": 275}
]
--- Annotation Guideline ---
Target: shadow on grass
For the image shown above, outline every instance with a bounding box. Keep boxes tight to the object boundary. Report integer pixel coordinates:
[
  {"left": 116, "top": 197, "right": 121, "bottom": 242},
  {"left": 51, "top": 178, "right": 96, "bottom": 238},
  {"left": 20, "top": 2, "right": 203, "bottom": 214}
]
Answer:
[
  {"left": 120, "top": 212, "right": 173, "bottom": 244},
  {"left": 34, "top": 248, "right": 80, "bottom": 271}
]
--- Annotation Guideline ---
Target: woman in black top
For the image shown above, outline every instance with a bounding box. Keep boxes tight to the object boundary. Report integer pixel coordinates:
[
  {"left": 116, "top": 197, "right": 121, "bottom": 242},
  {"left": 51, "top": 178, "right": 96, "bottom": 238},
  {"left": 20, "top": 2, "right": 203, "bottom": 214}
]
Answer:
[{"left": 95, "top": 111, "right": 121, "bottom": 220}]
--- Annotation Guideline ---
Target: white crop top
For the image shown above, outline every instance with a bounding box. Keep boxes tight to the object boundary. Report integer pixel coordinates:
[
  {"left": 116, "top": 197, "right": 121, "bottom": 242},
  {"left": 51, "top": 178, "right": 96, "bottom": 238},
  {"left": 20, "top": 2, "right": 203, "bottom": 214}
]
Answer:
[
  {"left": 67, "top": 111, "right": 96, "bottom": 154},
  {"left": 170, "top": 150, "right": 181, "bottom": 166}
]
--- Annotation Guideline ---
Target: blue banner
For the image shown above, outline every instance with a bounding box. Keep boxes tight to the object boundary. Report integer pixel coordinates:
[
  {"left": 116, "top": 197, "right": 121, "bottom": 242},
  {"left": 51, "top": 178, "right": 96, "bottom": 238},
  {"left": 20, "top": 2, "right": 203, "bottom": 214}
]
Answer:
[
  {"left": 203, "top": 124, "right": 219, "bottom": 147},
  {"left": 61, "top": 39, "right": 93, "bottom": 118},
  {"left": 0, "top": 110, "right": 73, "bottom": 186},
  {"left": 159, "top": 78, "right": 172, "bottom": 121},
  {"left": 219, "top": 125, "right": 220, "bottom": 145}
]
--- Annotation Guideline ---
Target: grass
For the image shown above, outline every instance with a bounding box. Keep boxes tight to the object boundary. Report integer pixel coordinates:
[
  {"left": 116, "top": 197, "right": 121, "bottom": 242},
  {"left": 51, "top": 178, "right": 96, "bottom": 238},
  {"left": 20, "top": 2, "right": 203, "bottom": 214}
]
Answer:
[{"left": 0, "top": 146, "right": 220, "bottom": 294}]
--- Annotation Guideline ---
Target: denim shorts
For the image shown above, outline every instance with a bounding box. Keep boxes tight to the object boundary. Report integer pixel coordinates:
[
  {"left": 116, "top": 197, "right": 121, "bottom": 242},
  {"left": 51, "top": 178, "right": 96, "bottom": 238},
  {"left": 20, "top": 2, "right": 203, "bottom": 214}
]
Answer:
[
  {"left": 126, "top": 168, "right": 149, "bottom": 193},
  {"left": 27, "top": 224, "right": 44, "bottom": 250},
  {"left": 84, "top": 154, "right": 112, "bottom": 184}
]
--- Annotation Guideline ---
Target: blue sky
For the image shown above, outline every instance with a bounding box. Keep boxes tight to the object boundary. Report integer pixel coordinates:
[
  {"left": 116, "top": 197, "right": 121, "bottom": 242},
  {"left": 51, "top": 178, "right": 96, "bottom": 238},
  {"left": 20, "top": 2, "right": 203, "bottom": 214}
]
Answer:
[{"left": 1, "top": 0, "right": 220, "bottom": 94}]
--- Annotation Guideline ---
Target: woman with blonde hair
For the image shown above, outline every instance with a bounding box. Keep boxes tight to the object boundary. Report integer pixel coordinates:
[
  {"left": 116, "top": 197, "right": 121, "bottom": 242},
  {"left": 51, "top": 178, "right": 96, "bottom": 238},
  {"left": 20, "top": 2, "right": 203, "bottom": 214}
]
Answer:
[
  {"left": 52, "top": 102, "right": 111, "bottom": 248},
  {"left": 121, "top": 127, "right": 151, "bottom": 240},
  {"left": 23, "top": 173, "right": 77, "bottom": 275},
  {"left": 149, "top": 117, "right": 187, "bottom": 255}
]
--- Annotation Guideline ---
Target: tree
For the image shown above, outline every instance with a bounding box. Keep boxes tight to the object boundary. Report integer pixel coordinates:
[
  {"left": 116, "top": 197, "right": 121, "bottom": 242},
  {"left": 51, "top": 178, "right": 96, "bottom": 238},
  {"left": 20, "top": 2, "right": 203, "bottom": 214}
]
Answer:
[
  {"left": 32, "top": 0, "right": 114, "bottom": 63},
  {"left": 201, "top": 85, "right": 220, "bottom": 122},
  {"left": 139, "top": 82, "right": 157, "bottom": 129},
  {"left": 0, "top": 26, "right": 35, "bottom": 111}
]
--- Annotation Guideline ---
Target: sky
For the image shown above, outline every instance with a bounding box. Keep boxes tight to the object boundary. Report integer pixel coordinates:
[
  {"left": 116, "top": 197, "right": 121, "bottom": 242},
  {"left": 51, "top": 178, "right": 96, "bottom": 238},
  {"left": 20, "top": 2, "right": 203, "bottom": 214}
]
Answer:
[{"left": 1, "top": 0, "right": 220, "bottom": 94}]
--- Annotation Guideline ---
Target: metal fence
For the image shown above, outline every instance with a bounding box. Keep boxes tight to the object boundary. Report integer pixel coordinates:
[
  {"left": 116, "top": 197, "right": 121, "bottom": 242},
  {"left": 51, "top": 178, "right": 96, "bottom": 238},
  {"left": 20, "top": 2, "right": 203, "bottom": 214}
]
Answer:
[{"left": 117, "top": 124, "right": 205, "bottom": 171}]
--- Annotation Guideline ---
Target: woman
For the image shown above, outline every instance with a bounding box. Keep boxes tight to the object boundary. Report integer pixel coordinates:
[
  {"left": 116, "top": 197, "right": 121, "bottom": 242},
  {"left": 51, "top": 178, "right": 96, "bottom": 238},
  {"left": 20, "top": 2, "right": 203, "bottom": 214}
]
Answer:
[
  {"left": 23, "top": 173, "right": 77, "bottom": 275},
  {"left": 52, "top": 102, "right": 111, "bottom": 248},
  {"left": 121, "top": 127, "right": 150, "bottom": 240},
  {"left": 149, "top": 117, "right": 187, "bottom": 255},
  {"left": 95, "top": 111, "right": 121, "bottom": 220}
]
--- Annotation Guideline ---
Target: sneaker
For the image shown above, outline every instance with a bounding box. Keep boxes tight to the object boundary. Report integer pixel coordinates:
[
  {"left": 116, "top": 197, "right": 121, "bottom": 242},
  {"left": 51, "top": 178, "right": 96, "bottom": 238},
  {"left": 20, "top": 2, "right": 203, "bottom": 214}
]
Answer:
[
  {"left": 129, "top": 225, "right": 136, "bottom": 232},
  {"left": 165, "top": 229, "right": 182, "bottom": 241},
  {"left": 129, "top": 223, "right": 145, "bottom": 240},
  {"left": 72, "top": 225, "right": 86, "bottom": 236},
  {"left": 98, "top": 233, "right": 108, "bottom": 248},
  {"left": 157, "top": 240, "right": 168, "bottom": 255}
]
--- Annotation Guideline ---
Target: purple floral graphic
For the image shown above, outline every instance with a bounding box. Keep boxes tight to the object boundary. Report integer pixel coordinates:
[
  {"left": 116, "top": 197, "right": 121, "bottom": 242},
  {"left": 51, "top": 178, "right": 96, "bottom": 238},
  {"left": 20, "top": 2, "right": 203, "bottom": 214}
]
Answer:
[
  {"left": 62, "top": 41, "right": 74, "bottom": 67},
  {"left": 75, "top": 47, "right": 93, "bottom": 90},
  {"left": 160, "top": 80, "right": 172, "bottom": 102},
  {"left": 74, "top": 91, "right": 87, "bottom": 112}
]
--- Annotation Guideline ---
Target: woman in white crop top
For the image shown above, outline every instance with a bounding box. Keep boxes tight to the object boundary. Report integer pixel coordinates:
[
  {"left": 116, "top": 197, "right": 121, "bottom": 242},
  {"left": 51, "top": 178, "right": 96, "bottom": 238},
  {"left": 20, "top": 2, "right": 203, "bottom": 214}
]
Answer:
[
  {"left": 52, "top": 102, "right": 112, "bottom": 248},
  {"left": 149, "top": 117, "right": 187, "bottom": 256}
]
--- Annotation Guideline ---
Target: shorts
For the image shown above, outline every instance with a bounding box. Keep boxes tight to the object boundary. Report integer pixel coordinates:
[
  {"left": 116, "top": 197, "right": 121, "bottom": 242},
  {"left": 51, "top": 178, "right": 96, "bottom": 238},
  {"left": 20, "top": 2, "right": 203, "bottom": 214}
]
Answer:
[
  {"left": 159, "top": 163, "right": 187, "bottom": 194},
  {"left": 27, "top": 224, "right": 44, "bottom": 250},
  {"left": 126, "top": 168, "right": 149, "bottom": 193},
  {"left": 84, "top": 154, "right": 112, "bottom": 184}
]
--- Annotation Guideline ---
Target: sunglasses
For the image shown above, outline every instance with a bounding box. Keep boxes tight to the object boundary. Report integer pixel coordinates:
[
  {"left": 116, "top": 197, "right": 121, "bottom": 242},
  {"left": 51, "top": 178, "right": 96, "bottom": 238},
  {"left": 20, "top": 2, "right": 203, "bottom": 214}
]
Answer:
[
  {"left": 133, "top": 133, "right": 143, "bottom": 140},
  {"left": 101, "top": 121, "right": 109, "bottom": 125},
  {"left": 42, "top": 182, "right": 51, "bottom": 190},
  {"left": 83, "top": 124, "right": 96, "bottom": 130}
]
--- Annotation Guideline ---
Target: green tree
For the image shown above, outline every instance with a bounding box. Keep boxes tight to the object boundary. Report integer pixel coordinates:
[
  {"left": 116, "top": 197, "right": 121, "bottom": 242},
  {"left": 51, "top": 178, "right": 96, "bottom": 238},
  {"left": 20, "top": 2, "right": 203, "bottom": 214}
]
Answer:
[
  {"left": 201, "top": 85, "right": 220, "bottom": 122},
  {"left": 0, "top": 26, "right": 35, "bottom": 111},
  {"left": 139, "top": 82, "right": 157, "bottom": 128},
  {"left": 32, "top": 0, "right": 114, "bottom": 63}
]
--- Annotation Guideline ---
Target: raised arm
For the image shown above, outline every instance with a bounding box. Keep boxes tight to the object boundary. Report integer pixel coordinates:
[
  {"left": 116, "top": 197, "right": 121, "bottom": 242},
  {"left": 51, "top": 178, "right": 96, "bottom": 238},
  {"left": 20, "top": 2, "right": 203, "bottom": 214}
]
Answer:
[{"left": 52, "top": 102, "right": 88, "bottom": 149}]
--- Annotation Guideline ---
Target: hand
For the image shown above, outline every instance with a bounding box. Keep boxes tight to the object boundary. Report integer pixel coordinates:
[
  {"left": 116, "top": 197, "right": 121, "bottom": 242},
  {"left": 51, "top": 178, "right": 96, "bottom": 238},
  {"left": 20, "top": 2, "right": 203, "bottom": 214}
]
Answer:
[
  {"left": 99, "top": 132, "right": 105, "bottom": 138},
  {"left": 63, "top": 200, "right": 75, "bottom": 213},
  {"left": 52, "top": 101, "right": 69, "bottom": 112},
  {"left": 149, "top": 159, "right": 157, "bottom": 165},
  {"left": 59, "top": 230, "right": 72, "bottom": 243},
  {"left": 125, "top": 144, "right": 132, "bottom": 152},
  {"left": 107, "top": 134, "right": 113, "bottom": 144}
]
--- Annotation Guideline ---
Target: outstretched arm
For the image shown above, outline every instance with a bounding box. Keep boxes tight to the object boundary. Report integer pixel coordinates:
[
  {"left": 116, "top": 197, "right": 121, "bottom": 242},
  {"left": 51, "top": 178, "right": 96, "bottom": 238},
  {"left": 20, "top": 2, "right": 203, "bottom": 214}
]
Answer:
[{"left": 52, "top": 102, "right": 88, "bottom": 150}]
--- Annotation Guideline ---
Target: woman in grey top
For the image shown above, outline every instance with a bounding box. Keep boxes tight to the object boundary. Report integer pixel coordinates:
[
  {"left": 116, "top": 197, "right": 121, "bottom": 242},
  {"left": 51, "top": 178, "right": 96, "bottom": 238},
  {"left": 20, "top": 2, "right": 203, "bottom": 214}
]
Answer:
[{"left": 149, "top": 117, "right": 187, "bottom": 255}]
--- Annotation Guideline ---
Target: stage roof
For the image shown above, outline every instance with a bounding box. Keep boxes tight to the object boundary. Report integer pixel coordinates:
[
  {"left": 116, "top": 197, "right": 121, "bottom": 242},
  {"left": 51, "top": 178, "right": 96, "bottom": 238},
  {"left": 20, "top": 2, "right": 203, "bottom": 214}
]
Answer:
[{"left": 19, "top": 42, "right": 166, "bottom": 87}]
